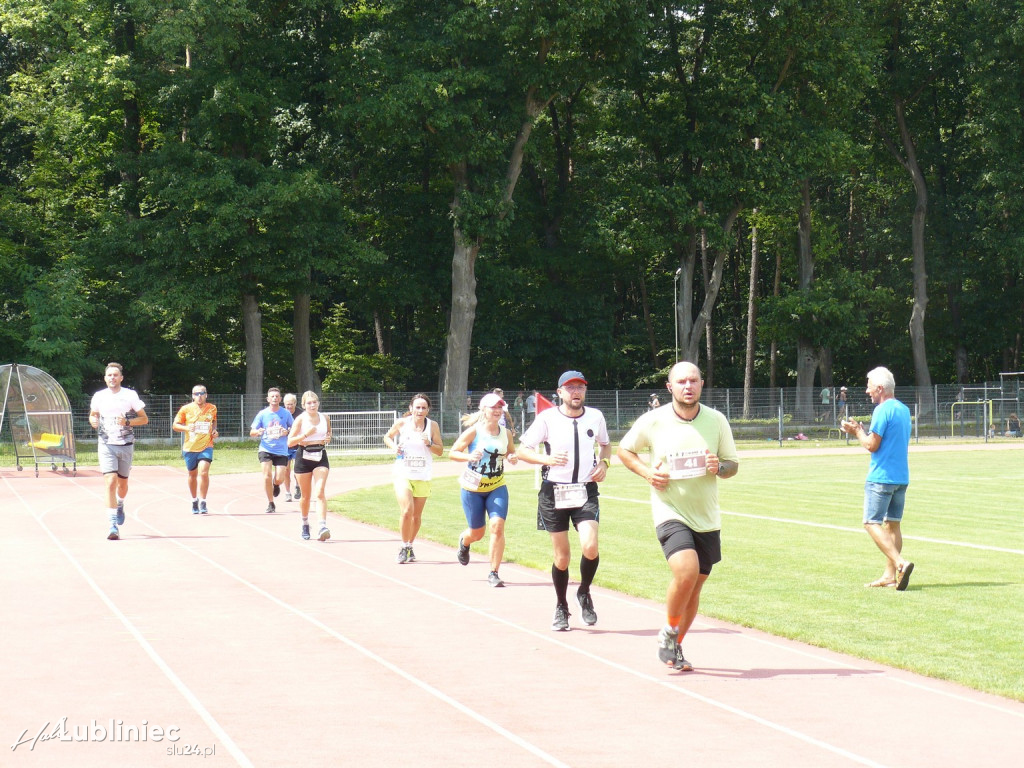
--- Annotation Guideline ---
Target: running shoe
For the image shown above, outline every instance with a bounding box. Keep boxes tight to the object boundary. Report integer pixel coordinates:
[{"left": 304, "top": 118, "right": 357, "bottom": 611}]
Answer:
[
  {"left": 199, "top": 501, "right": 209, "bottom": 515},
  {"left": 551, "top": 603, "right": 570, "bottom": 631},
  {"left": 191, "top": 500, "right": 200, "bottom": 515},
  {"left": 657, "top": 625, "right": 679, "bottom": 667},
  {"left": 673, "top": 644, "right": 693, "bottom": 672},
  {"left": 457, "top": 537, "right": 470, "bottom": 566},
  {"left": 284, "top": 492, "right": 293, "bottom": 502},
  {"left": 266, "top": 502, "right": 276, "bottom": 514},
  {"left": 107, "top": 525, "right": 119, "bottom": 541},
  {"left": 488, "top": 571, "right": 505, "bottom": 588},
  {"left": 116, "top": 500, "right": 125, "bottom": 526},
  {"left": 294, "top": 485, "right": 301, "bottom": 500},
  {"left": 301, "top": 523, "right": 310, "bottom": 541},
  {"left": 318, "top": 526, "right": 331, "bottom": 542},
  {"left": 577, "top": 591, "right": 597, "bottom": 625},
  {"left": 406, "top": 547, "right": 416, "bottom": 563},
  {"left": 396, "top": 546, "right": 409, "bottom": 564},
  {"left": 273, "top": 483, "right": 281, "bottom": 498}
]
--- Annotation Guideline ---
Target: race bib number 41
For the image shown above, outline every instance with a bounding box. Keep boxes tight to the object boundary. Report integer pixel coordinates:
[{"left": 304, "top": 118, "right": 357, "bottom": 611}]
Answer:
[{"left": 665, "top": 450, "right": 707, "bottom": 480}]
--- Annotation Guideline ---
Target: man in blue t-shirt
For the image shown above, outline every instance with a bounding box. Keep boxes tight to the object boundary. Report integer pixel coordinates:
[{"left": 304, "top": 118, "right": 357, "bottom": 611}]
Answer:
[
  {"left": 249, "top": 387, "right": 294, "bottom": 514},
  {"left": 841, "top": 367, "right": 915, "bottom": 591}
]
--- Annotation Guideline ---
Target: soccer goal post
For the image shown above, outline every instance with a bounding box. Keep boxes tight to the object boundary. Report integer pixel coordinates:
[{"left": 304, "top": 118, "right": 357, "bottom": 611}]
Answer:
[{"left": 323, "top": 411, "right": 397, "bottom": 454}]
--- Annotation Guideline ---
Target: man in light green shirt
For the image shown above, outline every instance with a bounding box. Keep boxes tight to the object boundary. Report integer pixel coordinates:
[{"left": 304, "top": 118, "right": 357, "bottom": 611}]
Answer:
[{"left": 618, "top": 361, "right": 738, "bottom": 672}]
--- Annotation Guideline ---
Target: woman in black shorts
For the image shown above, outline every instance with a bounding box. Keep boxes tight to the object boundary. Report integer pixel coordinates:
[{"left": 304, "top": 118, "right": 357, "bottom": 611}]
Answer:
[{"left": 287, "top": 391, "right": 332, "bottom": 541}]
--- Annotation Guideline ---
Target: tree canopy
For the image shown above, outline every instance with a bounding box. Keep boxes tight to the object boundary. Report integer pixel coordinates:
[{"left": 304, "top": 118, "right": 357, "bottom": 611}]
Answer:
[{"left": 2, "top": 0, "right": 1022, "bottom": 397}]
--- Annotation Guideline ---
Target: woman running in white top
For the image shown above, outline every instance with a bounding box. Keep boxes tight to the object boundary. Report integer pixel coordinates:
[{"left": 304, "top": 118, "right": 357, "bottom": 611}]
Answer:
[
  {"left": 287, "top": 391, "right": 332, "bottom": 541},
  {"left": 384, "top": 394, "right": 444, "bottom": 563}
]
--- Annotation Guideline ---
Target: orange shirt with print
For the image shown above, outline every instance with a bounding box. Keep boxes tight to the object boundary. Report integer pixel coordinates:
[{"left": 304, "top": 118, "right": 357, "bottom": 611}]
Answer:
[{"left": 175, "top": 402, "right": 218, "bottom": 453}]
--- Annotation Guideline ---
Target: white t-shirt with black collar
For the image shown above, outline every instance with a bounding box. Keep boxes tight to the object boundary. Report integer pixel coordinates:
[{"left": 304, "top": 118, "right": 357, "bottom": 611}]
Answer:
[{"left": 520, "top": 406, "right": 610, "bottom": 484}]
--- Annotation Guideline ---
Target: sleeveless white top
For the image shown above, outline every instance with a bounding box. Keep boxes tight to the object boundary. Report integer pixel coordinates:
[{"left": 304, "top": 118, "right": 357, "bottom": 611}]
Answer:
[
  {"left": 393, "top": 417, "right": 434, "bottom": 481},
  {"left": 303, "top": 415, "right": 329, "bottom": 444}
]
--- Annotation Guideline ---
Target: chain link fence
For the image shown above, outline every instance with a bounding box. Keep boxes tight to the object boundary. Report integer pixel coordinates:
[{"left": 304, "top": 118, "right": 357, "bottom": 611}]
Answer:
[{"left": 40, "top": 381, "right": 1024, "bottom": 447}]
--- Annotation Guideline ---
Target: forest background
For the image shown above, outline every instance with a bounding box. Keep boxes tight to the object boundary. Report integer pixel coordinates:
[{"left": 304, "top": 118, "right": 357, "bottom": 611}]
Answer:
[{"left": 1, "top": 1, "right": 1022, "bottom": 405}]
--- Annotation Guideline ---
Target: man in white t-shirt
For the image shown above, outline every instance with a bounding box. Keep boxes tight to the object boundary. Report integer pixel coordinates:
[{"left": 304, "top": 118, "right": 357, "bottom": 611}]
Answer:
[
  {"left": 618, "top": 361, "right": 738, "bottom": 672},
  {"left": 518, "top": 371, "right": 611, "bottom": 631},
  {"left": 89, "top": 362, "right": 149, "bottom": 540}
]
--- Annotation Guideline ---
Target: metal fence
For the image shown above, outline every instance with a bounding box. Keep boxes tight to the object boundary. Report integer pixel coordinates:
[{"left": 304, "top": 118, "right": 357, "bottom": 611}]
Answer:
[{"left": 44, "top": 382, "right": 1024, "bottom": 447}]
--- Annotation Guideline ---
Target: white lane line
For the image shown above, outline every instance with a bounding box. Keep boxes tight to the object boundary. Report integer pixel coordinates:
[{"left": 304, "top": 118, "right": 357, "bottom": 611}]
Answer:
[
  {"left": 34, "top": 468, "right": 1024, "bottom": 768},
  {"left": 189, "top": 476, "right": 1024, "bottom": 725},
  {"left": 122, "top": 499, "right": 570, "bottom": 768},
  {"left": 210, "top": 504, "right": 889, "bottom": 768},
  {"left": 601, "top": 494, "right": 1024, "bottom": 555},
  {"left": 12, "top": 485, "right": 255, "bottom": 768}
]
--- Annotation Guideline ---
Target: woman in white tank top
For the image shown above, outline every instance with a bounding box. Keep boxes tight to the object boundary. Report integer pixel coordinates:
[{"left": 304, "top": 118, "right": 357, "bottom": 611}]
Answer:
[
  {"left": 287, "top": 391, "right": 332, "bottom": 542},
  {"left": 383, "top": 394, "right": 444, "bottom": 564}
]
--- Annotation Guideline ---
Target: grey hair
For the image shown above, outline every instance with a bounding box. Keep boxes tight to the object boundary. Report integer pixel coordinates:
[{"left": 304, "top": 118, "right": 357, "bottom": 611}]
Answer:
[{"left": 867, "top": 367, "right": 896, "bottom": 395}]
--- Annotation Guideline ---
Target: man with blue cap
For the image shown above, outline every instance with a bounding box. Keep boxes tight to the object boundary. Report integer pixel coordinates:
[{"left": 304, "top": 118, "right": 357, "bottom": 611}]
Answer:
[{"left": 518, "top": 370, "right": 612, "bottom": 631}]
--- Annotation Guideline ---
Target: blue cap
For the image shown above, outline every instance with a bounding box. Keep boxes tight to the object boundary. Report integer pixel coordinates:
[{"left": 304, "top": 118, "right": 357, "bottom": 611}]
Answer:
[{"left": 557, "top": 370, "right": 587, "bottom": 388}]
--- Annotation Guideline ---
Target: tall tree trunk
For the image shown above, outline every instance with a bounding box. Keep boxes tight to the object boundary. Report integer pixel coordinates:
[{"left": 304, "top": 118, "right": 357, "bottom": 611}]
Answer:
[
  {"left": 897, "top": 98, "right": 934, "bottom": 411},
  {"left": 677, "top": 204, "right": 741, "bottom": 364},
  {"left": 373, "top": 310, "right": 387, "bottom": 355},
  {"left": 700, "top": 225, "right": 713, "bottom": 386},
  {"left": 440, "top": 228, "right": 480, "bottom": 408},
  {"left": 293, "top": 288, "right": 320, "bottom": 393},
  {"left": 441, "top": 159, "right": 481, "bottom": 405},
  {"left": 439, "top": 79, "right": 552, "bottom": 405},
  {"left": 242, "top": 293, "right": 264, "bottom": 395},
  {"left": 880, "top": 98, "right": 934, "bottom": 413},
  {"left": 795, "top": 179, "right": 818, "bottom": 421},
  {"left": 743, "top": 213, "right": 759, "bottom": 418}
]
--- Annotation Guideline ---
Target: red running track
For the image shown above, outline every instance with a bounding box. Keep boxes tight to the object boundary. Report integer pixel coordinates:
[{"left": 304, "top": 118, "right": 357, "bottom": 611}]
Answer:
[{"left": 2, "top": 463, "right": 1022, "bottom": 767}]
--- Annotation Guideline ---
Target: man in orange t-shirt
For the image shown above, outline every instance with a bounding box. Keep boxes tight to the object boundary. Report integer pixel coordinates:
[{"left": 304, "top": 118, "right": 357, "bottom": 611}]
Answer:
[{"left": 172, "top": 385, "right": 219, "bottom": 514}]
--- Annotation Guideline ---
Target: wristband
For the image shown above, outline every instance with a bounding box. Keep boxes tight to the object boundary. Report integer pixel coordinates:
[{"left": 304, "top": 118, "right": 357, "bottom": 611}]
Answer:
[{"left": 601, "top": 457, "right": 611, "bottom": 468}]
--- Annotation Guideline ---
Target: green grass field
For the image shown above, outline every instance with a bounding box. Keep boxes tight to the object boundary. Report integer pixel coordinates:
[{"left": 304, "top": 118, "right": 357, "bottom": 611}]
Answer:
[
  {"left": 5, "top": 439, "right": 1021, "bottom": 700},
  {"left": 332, "top": 446, "right": 1024, "bottom": 702}
]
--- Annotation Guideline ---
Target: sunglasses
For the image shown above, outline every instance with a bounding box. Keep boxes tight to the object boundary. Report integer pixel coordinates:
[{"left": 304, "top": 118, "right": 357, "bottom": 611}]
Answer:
[{"left": 192, "top": 392, "right": 207, "bottom": 396}]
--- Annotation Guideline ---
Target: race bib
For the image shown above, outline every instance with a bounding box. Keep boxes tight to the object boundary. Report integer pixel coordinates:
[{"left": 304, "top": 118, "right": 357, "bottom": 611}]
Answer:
[
  {"left": 404, "top": 456, "right": 426, "bottom": 470},
  {"left": 303, "top": 447, "right": 323, "bottom": 462},
  {"left": 554, "top": 483, "right": 588, "bottom": 509},
  {"left": 193, "top": 421, "right": 211, "bottom": 434},
  {"left": 266, "top": 424, "right": 286, "bottom": 439},
  {"left": 460, "top": 467, "right": 483, "bottom": 490},
  {"left": 666, "top": 450, "right": 707, "bottom": 480}
]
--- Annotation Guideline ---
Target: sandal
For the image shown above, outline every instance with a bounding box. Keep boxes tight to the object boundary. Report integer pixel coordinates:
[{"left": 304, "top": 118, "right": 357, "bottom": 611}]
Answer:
[
  {"left": 896, "top": 561, "right": 915, "bottom": 591},
  {"left": 865, "top": 577, "right": 897, "bottom": 588}
]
